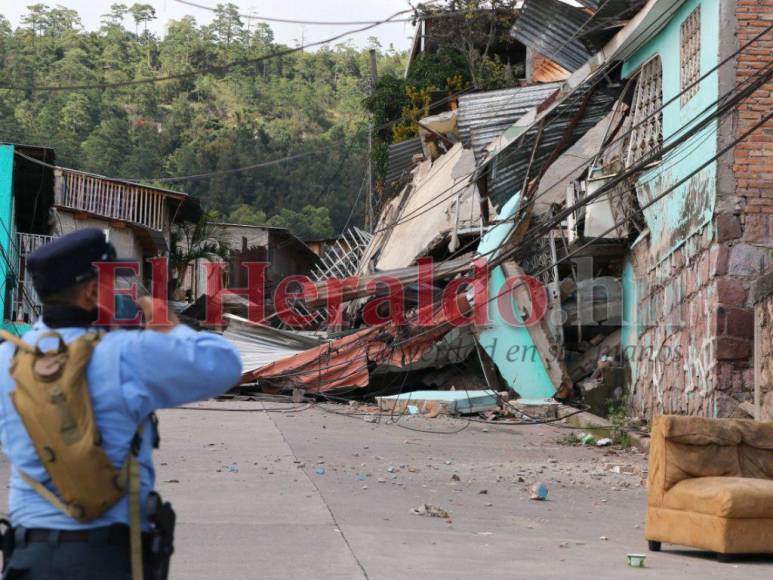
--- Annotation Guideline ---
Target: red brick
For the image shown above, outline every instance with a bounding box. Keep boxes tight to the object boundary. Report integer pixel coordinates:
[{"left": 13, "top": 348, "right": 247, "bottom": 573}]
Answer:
[
  {"left": 716, "top": 276, "right": 748, "bottom": 306},
  {"left": 724, "top": 307, "right": 755, "bottom": 338},
  {"left": 716, "top": 337, "right": 752, "bottom": 361}
]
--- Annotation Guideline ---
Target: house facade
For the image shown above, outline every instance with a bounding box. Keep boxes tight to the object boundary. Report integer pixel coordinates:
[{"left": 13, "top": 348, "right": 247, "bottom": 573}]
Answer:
[
  {"left": 620, "top": 0, "right": 773, "bottom": 418},
  {"left": 0, "top": 143, "right": 201, "bottom": 329},
  {"left": 381, "top": 0, "right": 772, "bottom": 419}
]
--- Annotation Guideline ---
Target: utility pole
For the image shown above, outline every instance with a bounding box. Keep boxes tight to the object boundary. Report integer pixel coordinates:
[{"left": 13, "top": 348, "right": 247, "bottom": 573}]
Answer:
[{"left": 367, "top": 48, "right": 378, "bottom": 231}]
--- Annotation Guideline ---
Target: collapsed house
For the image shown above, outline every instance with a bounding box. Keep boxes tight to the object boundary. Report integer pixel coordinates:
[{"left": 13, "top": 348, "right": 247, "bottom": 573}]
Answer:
[{"left": 228, "top": 0, "right": 772, "bottom": 422}]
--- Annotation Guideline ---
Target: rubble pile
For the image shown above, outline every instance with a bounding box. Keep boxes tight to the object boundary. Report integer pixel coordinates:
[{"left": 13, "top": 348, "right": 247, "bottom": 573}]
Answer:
[{"left": 200, "top": 0, "right": 752, "bottom": 426}]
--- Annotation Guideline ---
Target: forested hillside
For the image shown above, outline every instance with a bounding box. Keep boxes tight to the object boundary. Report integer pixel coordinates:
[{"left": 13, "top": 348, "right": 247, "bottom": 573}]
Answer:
[{"left": 0, "top": 3, "right": 406, "bottom": 238}]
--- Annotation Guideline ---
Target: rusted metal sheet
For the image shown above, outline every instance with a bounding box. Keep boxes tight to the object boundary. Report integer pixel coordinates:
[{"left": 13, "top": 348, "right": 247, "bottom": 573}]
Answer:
[
  {"left": 511, "top": 0, "right": 592, "bottom": 72},
  {"left": 223, "top": 314, "right": 326, "bottom": 375},
  {"left": 244, "top": 294, "right": 473, "bottom": 392},
  {"left": 457, "top": 83, "right": 561, "bottom": 162}
]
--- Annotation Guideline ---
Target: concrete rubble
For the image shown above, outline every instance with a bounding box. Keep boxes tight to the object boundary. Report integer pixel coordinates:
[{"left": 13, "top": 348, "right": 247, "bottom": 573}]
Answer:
[{"left": 212, "top": 0, "right": 771, "bottom": 432}]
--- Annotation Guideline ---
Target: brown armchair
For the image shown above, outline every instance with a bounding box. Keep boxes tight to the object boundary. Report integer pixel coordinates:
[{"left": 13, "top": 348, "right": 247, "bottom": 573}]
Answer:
[{"left": 645, "top": 415, "right": 773, "bottom": 560}]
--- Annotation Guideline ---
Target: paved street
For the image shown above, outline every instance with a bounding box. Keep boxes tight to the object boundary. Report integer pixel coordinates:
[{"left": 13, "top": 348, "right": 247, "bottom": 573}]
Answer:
[{"left": 2, "top": 401, "right": 771, "bottom": 578}]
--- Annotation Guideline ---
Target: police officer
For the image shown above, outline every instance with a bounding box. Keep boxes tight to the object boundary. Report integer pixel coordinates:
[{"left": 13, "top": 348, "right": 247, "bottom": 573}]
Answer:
[{"left": 0, "top": 229, "right": 242, "bottom": 578}]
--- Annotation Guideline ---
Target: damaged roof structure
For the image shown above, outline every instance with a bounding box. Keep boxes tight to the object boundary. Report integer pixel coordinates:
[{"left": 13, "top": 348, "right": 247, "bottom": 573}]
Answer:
[{"left": 222, "top": 0, "right": 773, "bottom": 422}]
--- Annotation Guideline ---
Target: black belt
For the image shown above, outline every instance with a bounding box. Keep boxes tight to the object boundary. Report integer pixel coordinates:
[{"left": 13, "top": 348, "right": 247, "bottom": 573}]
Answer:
[{"left": 20, "top": 524, "right": 147, "bottom": 546}]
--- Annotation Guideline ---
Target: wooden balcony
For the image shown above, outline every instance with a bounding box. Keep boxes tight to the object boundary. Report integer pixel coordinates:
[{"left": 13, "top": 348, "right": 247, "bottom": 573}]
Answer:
[{"left": 54, "top": 168, "right": 187, "bottom": 232}]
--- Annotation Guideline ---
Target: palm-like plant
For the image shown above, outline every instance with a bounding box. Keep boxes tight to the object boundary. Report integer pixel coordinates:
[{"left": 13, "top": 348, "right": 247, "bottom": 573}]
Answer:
[{"left": 169, "top": 210, "right": 231, "bottom": 295}]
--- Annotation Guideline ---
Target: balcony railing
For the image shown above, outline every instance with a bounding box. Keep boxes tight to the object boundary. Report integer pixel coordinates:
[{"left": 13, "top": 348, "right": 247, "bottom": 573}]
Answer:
[
  {"left": 54, "top": 168, "right": 172, "bottom": 231},
  {"left": 11, "top": 232, "right": 56, "bottom": 323}
]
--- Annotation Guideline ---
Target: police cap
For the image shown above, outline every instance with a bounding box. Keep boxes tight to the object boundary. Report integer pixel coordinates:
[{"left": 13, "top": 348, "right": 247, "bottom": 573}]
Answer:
[{"left": 27, "top": 229, "right": 117, "bottom": 298}]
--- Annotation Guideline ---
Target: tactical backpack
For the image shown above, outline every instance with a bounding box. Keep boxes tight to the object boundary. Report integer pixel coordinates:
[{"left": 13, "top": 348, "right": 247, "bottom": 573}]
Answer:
[{"left": 1, "top": 329, "right": 144, "bottom": 580}]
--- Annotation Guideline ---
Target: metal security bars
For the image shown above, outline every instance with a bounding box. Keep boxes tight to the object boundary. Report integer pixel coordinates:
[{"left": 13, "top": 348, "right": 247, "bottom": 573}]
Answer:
[
  {"left": 626, "top": 56, "right": 663, "bottom": 167},
  {"left": 680, "top": 6, "right": 701, "bottom": 106}
]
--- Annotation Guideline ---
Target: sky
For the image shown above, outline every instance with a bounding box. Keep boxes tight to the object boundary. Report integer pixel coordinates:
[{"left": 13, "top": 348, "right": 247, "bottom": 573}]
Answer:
[{"left": 2, "top": 0, "right": 417, "bottom": 50}]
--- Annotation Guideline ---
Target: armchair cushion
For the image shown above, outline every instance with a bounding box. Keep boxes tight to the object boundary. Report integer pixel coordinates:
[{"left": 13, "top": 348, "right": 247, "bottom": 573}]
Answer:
[{"left": 663, "top": 476, "right": 773, "bottom": 518}]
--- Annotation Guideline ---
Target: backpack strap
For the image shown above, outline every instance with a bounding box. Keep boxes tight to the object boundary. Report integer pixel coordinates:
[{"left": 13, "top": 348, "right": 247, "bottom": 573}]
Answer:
[
  {"left": 16, "top": 468, "right": 83, "bottom": 520},
  {"left": 0, "top": 330, "right": 35, "bottom": 354},
  {"left": 127, "top": 429, "right": 144, "bottom": 580}
]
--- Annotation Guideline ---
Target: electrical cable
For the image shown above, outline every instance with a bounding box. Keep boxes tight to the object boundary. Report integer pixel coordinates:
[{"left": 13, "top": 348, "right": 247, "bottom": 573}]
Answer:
[
  {"left": 239, "top": 64, "right": 773, "bottom": 386},
  {"left": 0, "top": 9, "right": 413, "bottom": 92},
  {"left": 366, "top": 19, "right": 773, "bottom": 243},
  {"left": 172, "top": 0, "right": 415, "bottom": 25}
]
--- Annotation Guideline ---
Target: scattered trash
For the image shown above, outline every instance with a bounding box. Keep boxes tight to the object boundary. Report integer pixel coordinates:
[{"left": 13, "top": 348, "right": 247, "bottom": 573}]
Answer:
[
  {"left": 626, "top": 554, "right": 646, "bottom": 567},
  {"left": 315, "top": 467, "right": 326, "bottom": 475},
  {"left": 596, "top": 438, "right": 613, "bottom": 447},
  {"left": 410, "top": 504, "right": 450, "bottom": 518},
  {"left": 530, "top": 483, "right": 549, "bottom": 501},
  {"left": 599, "top": 536, "right": 609, "bottom": 541},
  {"left": 407, "top": 405, "right": 419, "bottom": 415},
  {"left": 227, "top": 463, "right": 239, "bottom": 473}
]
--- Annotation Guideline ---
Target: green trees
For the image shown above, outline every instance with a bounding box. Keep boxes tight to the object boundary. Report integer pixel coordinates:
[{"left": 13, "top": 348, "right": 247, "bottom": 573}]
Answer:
[
  {"left": 267, "top": 206, "right": 334, "bottom": 240},
  {"left": 0, "top": 5, "right": 406, "bottom": 238}
]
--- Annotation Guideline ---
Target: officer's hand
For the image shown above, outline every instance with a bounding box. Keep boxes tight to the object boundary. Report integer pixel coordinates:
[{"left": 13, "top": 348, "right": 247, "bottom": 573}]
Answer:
[{"left": 136, "top": 297, "right": 180, "bottom": 333}]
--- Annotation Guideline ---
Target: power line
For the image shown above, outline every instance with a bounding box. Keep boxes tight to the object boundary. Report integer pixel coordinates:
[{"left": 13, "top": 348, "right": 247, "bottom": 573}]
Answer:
[
  {"left": 247, "top": 62, "right": 773, "bottom": 384},
  {"left": 133, "top": 0, "right": 682, "bottom": 185},
  {"left": 0, "top": 9, "right": 413, "bottom": 92},
  {"left": 238, "top": 16, "right": 773, "bottom": 336},
  {"left": 369, "top": 20, "right": 773, "bottom": 242},
  {"left": 172, "top": 0, "right": 415, "bottom": 25}
]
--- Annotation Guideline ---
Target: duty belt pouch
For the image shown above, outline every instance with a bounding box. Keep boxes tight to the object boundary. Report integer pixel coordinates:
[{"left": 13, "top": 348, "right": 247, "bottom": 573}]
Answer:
[
  {"left": 0, "top": 518, "right": 13, "bottom": 572},
  {"left": 8, "top": 331, "right": 132, "bottom": 523}
]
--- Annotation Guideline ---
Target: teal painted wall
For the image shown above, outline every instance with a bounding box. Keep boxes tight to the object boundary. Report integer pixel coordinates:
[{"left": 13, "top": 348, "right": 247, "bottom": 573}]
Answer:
[
  {"left": 0, "top": 145, "right": 14, "bottom": 325},
  {"left": 477, "top": 193, "right": 556, "bottom": 401},
  {"left": 622, "top": 0, "right": 719, "bottom": 260},
  {"left": 621, "top": 259, "right": 639, "bottom": 383}
]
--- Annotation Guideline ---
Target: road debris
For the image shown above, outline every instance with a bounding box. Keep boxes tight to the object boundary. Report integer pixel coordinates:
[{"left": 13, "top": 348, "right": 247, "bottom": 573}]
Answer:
[
  {"left": 530, "top": 483, "right": 549, "bottom": 501},
  {"left": 410, "top": 504, "right": 450, "bottom": 519}
]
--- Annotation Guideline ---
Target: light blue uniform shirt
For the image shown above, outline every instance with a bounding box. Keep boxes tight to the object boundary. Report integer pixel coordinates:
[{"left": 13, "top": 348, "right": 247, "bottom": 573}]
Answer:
[{"left": 0, "top": 321, "right": 242, "bottom": 530}]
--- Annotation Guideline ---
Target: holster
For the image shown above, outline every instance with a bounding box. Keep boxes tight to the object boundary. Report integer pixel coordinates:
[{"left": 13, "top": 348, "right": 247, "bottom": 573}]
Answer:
[
  {"left": 145, "top": 493, "right": 176, "bottom": 580},
  {"left": 0, "top": 519, "right": 14, "bottom": 572}
]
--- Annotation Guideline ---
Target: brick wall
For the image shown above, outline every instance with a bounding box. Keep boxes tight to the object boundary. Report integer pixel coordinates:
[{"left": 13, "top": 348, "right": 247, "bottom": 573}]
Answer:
[
  {"left": 616, "top": 1, "right": 771, "bottom": 419},
  {"left": 734, "top": 0, "right": 773, "bottom": 243},
  {"left": 709, "top": 0, "right": 773, "bottom": 407},
  {"left": 628, "top": 228, "right": 727, "bottom": 418}
]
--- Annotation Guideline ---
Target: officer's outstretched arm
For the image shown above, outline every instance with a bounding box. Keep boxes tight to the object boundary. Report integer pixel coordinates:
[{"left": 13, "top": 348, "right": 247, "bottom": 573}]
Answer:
[{"left": 118, "top": 315, "right": 242, "bottom": 420}]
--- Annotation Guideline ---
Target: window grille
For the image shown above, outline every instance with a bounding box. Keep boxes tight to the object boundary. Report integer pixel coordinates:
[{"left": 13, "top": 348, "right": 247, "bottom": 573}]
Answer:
[
  {"left": 680, "top": 6, "right": 701, "bottom": 105},
  {"left": 626, "top": 56, "right": 663, "bottom": 167}
]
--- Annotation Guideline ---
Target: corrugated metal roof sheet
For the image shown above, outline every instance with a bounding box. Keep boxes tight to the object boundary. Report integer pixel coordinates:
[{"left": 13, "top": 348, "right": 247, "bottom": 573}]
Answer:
[
  {"left": 510, "top": 0, "right": 592, "bottom": 72},
  {"left": 482, "top": 0, "right": 689, "bottom": 205},
  {"left": 385, "top": 137, "right": 423, "bottom": 195},
  {"left": 457, "top": 83, "right": 561, "bottom": 162},
  {"left": 533, "top": 56, "right": 571, "bottom": 83},
  {"left": 487, "top": 75, "right": 622, "bottom": 204}
]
